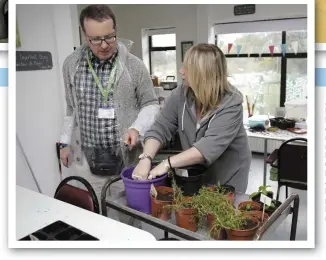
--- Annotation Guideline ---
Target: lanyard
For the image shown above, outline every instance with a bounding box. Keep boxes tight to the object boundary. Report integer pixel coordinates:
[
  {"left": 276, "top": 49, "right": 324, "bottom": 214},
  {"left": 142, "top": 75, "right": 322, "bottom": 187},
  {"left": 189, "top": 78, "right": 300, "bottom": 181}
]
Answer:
[{"left": 85, "top": 50, "right": 118, "bottom": 106}]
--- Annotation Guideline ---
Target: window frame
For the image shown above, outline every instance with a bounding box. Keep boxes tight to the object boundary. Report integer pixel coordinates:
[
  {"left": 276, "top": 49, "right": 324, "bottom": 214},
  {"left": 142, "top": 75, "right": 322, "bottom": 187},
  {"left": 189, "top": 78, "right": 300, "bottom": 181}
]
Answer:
[
  {"left": 148, "top": 34, "right": 176, "bottom": 77},
  {"left": 215, "top": 19, "right": 307, "bottom": 107}
]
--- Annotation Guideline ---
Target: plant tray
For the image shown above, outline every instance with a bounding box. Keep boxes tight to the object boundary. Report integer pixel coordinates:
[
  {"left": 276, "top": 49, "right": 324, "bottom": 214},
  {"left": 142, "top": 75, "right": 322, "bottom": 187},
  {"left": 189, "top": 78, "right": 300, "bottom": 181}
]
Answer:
[
  {"left": 19, "top": 221, "right": 99, "bottom": 241},
  {"left": 269, "top": 117, "right": 295, "bottom": 130}
]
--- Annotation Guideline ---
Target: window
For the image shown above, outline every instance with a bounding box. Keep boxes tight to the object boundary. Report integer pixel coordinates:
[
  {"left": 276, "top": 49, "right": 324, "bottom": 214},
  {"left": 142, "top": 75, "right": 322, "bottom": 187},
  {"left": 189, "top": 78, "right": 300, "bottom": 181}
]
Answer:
[
  {"left": 215, "top": 18, "right": 307, "bottom": 117},
  {"left": 149, "top": 33, "right": 177, "bottom": 82}
]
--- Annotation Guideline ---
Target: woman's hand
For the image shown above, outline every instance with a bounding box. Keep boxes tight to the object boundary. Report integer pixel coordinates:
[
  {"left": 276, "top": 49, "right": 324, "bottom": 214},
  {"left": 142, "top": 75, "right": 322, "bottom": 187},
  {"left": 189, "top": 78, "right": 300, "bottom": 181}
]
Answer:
[
  {"left": 148, "top": 161, "right": 168, "bottom": 180},
  {"left": 132, "top": 159, "right": 152, "bottom": 180}
]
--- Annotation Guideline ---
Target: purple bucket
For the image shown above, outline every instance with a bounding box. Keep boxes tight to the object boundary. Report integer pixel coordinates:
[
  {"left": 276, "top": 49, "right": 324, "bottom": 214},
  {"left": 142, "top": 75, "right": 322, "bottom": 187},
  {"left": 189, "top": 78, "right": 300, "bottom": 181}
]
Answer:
[{"left": 121, "top": 167, "right": 168, "bottom": 214}]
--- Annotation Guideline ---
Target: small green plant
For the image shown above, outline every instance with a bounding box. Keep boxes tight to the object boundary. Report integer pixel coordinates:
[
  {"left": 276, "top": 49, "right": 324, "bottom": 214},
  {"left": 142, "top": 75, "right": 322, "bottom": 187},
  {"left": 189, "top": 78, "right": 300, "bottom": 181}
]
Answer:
[
  {"left": 245, "top": 204, "right": 252, "bottom": 211},
  {"left": 192, "top": 186, "right": 249, "bottom": 236},
  {"left": 249, "top": 185, "right": 273, "bottom": 200},
  {"left": 209, "top": 197, "right": 249, "bottom": 234},
  {"left": 264, "top": 199, "right": 279, "bottom": 210},
  {"left": 163, "top": 179, "right": 193, "bottom": 211}
]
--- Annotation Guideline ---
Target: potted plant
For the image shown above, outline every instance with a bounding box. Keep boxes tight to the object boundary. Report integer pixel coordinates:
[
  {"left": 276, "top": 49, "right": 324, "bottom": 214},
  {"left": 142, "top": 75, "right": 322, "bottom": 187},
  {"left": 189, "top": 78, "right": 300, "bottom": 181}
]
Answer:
[
  {"left": 164, "top": 181, "right": 198, "bottom": 232},
  {"left": 249, "top": 185, "right": 274, "bottom": 202},
  {"left": 243, "top": 210, "right": 269, "bottom": 226},
  {"left": 263, "top": 199, "right": 282, "bottom": 216},
  {"left": 206, "top": 183, "right": 235, "bottom": 204},
  {"left": 224, "top": 213, "right": 260, "bottom": 240},
  {"left": 191, "top": 187, "right": 231, "bottom": 240},
  {"left": 202, "top": 191, "right": 260, "bottom": 240},
  {"left": 238, "top": 201, "right": 262, "bottom": 211},
  {"left": 151, "top": 186, "right": 174, "bottom": 220}
]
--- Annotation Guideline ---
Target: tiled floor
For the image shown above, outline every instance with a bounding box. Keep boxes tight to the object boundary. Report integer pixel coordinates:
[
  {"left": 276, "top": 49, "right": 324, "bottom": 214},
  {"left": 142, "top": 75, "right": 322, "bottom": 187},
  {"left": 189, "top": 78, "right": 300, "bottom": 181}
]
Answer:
[{"left": 106, "top": 153, "right": 307, "bottom": 241}]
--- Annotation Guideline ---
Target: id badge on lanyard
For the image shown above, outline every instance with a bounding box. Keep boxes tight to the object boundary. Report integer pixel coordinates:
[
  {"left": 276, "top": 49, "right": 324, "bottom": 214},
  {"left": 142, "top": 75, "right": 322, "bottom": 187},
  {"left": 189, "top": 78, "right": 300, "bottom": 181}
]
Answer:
[
  {"left": 86, "top": 50, "right": 118, "bottom": 119},
  {"left": 98, "top": 107, "right": 115, "bottom": 119}
]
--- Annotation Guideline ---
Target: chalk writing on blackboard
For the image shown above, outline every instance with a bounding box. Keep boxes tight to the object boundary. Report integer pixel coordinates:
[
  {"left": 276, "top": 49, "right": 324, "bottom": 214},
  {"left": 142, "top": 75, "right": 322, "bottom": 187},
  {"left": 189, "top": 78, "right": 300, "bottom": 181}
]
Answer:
[{"left": 16, "top": 51, "right": 53, "bottom": 71}]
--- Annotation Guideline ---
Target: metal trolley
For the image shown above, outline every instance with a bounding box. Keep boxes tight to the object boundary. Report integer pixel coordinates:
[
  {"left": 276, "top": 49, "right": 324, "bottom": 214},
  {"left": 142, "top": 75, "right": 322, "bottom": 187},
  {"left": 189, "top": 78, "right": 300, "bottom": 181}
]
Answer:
[{"left": 100, "top": 175, "right": 300, "bottom": 241}]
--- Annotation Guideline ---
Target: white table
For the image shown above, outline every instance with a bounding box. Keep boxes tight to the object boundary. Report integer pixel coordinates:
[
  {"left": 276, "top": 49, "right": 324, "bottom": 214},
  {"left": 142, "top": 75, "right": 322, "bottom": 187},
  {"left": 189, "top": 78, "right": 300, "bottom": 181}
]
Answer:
[
  {"left": 16, "top": 185, "right": 156, "bottom": 242},
  {"left": 245, "top": 127, "right": 307, "bottom": 186}
]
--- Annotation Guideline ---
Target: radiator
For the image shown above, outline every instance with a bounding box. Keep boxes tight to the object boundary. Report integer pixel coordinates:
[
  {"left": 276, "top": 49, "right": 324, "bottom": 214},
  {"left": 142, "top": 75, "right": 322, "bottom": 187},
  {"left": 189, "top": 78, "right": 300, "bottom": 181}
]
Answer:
[{"left": 248, "top": 137, "right": 283, "bottom": 154}]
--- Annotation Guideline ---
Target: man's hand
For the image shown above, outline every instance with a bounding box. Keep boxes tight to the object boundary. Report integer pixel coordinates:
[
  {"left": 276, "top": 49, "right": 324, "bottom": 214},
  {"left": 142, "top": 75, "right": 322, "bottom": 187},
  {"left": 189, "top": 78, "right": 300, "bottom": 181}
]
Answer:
[
  {"left": 60, "top": 146, "right": 71, "bottom": 167},
  {"left": 124, "top": 128, "right": 140, "bottom": 150}
]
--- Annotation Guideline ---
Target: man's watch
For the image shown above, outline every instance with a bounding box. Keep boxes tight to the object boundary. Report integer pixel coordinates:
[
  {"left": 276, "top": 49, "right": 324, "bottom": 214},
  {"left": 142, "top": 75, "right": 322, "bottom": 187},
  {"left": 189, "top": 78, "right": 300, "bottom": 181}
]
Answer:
[{"left": 139, "top": 153, "right": 152, "bottom": 162}]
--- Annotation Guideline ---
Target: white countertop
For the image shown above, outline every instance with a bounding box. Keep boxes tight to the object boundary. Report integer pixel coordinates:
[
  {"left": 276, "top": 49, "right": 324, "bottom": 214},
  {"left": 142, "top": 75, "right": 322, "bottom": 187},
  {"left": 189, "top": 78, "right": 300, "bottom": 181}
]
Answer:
[{"left": 16, "top": 185, "right": 156, "bottom": 243}]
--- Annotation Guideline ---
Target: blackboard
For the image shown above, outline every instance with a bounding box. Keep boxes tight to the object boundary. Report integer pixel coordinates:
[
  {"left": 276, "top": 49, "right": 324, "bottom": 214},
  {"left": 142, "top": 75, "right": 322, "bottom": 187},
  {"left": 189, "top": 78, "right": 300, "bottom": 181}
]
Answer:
[
  {"left": 16, "top": 51, "right": 53, "bottom": 71},
  {"left": 234, "top": 4, "right": 256, "bottom": 16}
]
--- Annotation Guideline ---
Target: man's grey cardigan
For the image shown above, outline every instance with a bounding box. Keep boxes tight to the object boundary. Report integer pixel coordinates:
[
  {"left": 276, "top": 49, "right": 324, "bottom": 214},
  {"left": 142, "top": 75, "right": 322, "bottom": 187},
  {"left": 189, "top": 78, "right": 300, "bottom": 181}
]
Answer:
[{"left": 60, "top": 41, "right": 160, "bottom": 167}]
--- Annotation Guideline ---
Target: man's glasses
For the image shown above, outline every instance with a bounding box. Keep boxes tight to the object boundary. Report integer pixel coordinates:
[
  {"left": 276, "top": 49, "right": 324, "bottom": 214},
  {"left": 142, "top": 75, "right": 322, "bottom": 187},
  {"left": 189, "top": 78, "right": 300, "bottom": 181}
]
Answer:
[{"left": 87, "top": 35, "right": 117, "bottom": 46}]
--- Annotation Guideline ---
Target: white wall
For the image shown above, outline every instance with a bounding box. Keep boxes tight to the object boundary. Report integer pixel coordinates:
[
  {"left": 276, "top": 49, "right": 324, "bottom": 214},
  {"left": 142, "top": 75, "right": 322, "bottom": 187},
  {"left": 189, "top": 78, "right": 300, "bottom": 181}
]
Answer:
[{"left": 16, "top": 4, "right": 75, "bottom": 196}]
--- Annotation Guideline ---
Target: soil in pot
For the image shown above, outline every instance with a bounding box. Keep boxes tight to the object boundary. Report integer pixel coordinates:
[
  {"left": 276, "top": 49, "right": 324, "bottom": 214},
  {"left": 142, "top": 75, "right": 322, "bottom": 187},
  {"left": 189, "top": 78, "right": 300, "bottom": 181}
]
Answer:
[
  {"left": 151, "top": 186, "right": 174, "bottom": 220},
  {"left": 238, "top": 201, "right": 262, "bottom": 211},
  {"left": 226, "top": 217, "right": 260, "bottom": 241},
  {"left": 244, "top": 211, "right": 269, "bottom": 225},
  {"left": 175, "top": 205, "right": 198, "bottom": 232}
]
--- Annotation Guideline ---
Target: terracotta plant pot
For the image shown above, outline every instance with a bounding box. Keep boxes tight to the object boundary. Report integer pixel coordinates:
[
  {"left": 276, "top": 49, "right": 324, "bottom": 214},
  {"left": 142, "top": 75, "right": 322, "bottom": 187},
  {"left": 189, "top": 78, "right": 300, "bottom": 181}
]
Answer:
[
  {"left": 175, "top": 206, "right": 198, "bottom": 232},
  {"left": 207, "top": 213, "right": 214, "bottom": 229},
  {"left": 244, "top": 210, "right": 269, "bottom": 225},
  {"left": 210, "top": 227, "right": 227, "bottom": 240},
  {"left": 207, "top": 184, "right": 235, "bottom": 204},
  {"left": 151, "top": 186, "right": 174, "bottom": 220},
  {"left": 222, "top": 185, "right": 236, "bottom": 204},
  {"left": 226, "top": 217, "right": 260, "bottom": 240},
  {"left": 238, "top": 201, "right": 262, "bottom": 211}
]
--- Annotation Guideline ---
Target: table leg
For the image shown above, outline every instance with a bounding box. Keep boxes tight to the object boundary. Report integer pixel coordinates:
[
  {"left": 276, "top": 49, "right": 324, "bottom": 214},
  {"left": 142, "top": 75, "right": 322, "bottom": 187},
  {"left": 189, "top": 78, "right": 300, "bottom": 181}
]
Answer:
[{"left": 263, "top": 139, "right": 268, "bottom": 186}]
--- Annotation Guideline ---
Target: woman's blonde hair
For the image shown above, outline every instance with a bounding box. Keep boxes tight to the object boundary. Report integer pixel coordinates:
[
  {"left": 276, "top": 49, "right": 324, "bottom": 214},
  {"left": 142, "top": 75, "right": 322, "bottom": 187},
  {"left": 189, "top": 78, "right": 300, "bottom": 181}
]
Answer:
[{"left": 184, "top": 43, "right": 232, "bottom": 117}]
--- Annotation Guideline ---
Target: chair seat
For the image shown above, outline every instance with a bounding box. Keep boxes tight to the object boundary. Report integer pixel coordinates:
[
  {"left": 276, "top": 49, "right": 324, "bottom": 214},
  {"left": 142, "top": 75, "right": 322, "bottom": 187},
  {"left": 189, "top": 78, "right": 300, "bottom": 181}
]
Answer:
[{"left": 55, "top": 184, "right": 95, "bottom": 212}]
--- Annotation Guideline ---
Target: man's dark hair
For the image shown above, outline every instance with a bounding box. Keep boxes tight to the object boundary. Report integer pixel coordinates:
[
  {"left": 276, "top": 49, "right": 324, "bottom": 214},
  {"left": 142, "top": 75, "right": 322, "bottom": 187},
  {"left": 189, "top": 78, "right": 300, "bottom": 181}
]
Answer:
[{"left": 79, "top": 5, "right": 116, "bottom": 32}]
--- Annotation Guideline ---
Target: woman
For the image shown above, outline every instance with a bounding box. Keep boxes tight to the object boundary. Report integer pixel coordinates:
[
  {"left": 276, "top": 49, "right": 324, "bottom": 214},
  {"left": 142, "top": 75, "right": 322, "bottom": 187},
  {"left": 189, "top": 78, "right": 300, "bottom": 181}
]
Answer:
[{"left": 132, "top": 43, "right": 251, "bottom": 193}]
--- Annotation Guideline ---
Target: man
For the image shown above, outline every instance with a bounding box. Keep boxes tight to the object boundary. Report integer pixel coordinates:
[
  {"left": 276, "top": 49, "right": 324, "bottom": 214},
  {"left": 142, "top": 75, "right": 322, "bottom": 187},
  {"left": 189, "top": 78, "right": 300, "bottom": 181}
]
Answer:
[{"left": 59, "top": 4, "right": 160, "bottom": 210}]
